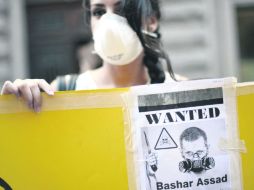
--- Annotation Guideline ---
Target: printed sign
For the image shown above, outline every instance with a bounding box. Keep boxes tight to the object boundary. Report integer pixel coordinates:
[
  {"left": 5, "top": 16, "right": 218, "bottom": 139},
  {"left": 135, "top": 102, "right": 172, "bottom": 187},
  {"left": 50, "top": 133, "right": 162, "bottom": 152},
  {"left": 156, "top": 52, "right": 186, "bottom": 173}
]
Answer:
[{"left": 130, "top": 79, "right": 242, "bottom": 190}]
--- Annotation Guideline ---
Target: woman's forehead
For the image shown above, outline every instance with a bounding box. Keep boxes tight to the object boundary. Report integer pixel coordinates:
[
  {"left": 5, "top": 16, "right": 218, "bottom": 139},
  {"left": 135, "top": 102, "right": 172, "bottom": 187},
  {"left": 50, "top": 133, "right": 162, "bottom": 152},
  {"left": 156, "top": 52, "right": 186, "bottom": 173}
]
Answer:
[{"left": 90, "top": 0, "right": 121, "bottom": 6}]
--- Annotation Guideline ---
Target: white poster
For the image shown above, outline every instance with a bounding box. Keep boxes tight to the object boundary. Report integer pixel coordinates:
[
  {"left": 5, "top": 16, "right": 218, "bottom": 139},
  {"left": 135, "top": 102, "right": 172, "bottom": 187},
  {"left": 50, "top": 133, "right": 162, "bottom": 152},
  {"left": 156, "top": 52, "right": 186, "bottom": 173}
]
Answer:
[{"left": 130, "top": 79, "right": 242, "bottom": 190}]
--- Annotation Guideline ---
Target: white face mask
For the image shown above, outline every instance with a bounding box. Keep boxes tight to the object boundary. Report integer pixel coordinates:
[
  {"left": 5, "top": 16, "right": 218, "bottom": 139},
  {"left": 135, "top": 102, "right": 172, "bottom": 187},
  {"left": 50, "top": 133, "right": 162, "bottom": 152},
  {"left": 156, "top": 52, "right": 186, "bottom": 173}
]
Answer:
[{"left": 93, "top": 13, "right": 144, "bottom": 66}]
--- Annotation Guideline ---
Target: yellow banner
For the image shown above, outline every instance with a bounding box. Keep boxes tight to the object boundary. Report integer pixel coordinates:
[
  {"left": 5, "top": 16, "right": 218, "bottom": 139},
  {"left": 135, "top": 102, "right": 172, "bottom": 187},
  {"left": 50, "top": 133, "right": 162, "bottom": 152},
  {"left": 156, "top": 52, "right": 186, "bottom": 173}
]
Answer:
[
  {"left": 237, "top": 83, "right": 254, "bottom": 190},
  {"left": 0, "top": 89, "right": 135, "bottom": 190}
]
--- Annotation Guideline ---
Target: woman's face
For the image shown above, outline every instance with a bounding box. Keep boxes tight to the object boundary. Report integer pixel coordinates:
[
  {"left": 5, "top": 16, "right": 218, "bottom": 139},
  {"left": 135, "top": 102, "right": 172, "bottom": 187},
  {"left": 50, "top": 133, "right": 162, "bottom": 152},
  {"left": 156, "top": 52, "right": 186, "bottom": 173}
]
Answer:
[{"left": 89, "top": 0, "right": 123, "bottom": 33}]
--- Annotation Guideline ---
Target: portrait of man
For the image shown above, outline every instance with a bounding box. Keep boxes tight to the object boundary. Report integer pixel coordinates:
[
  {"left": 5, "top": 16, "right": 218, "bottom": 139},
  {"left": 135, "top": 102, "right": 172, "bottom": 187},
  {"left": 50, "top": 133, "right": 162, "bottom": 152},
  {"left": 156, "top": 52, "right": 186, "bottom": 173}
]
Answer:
[{"left": 179, "top": 127, "right": 215, "bottom": 174}]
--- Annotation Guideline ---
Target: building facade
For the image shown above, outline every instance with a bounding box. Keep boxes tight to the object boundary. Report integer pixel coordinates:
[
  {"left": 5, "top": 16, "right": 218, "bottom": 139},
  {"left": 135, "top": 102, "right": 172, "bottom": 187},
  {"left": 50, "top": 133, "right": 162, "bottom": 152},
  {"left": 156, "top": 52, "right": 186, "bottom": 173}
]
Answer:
[{"left": 0, "top": 0, "right": 253, "bottom": 87}]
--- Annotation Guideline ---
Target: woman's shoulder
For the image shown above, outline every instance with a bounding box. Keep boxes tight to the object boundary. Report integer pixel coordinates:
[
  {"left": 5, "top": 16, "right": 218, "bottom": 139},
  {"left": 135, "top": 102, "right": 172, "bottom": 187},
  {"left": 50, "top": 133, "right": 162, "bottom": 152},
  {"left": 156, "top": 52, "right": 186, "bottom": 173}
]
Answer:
[
  {"left": 75, "top": 71, "right": 98, "bottom": 90},
  {"left": 51, "top": 71, "right": 97, "bottom": 91},
  {"left": 52, "top": 71, "right": 187, "bottom": 91},
  {"left": 51, "top": 74, "right": 79, "bottom": 91}
]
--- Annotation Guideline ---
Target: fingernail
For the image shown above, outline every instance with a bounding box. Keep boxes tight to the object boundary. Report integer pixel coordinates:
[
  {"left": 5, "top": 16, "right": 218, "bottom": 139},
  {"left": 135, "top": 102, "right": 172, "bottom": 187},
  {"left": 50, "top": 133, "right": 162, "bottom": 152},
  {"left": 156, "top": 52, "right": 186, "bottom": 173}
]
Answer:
[
  {"left": 48, "top": 90, "right": 54, "bottom": 96},
  {"left": 35, "top": 106, "right": 41, "bottom": 113},
  {"left": 15, "top": 92, "right": 21, "bottom": 99},
  {"left": 15, "top": 95, "right": 21, "bottom": 100},
  {"left": 28, "top": 102, "right": 33, "bottom": 109}
]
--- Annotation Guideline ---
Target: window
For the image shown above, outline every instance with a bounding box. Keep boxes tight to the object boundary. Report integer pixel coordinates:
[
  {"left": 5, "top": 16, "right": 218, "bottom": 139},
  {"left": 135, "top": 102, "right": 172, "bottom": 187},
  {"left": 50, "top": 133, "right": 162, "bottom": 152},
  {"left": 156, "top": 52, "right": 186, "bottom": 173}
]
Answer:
[
  {"left": 26, "top": 1, "right": 91, "bottom": 82},
  {"left": 237, "top": 6, "right": 254, "bottom": 82}
]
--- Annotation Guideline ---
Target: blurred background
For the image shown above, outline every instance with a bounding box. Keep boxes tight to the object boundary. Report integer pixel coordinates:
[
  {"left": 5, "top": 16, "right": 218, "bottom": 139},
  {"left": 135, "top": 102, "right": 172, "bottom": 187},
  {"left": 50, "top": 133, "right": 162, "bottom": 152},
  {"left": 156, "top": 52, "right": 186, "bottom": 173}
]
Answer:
[{"left": 0, "top": 0, "right": 253, "bottom": 87}]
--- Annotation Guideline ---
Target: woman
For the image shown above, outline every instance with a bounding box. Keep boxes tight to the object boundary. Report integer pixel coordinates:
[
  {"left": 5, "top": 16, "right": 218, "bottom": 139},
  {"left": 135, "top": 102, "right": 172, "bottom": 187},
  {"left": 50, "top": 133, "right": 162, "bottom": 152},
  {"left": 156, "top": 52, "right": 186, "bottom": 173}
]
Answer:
[{"left": 1, "top": 0, "right": 179, "bottom": 112}]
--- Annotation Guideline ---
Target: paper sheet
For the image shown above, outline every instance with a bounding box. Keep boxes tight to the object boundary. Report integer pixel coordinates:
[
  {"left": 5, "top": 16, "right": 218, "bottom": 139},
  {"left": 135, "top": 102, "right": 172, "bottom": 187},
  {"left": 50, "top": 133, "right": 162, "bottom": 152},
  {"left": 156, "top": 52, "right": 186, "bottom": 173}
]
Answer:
[{"left": 129, "top": 78, "right": 242, "bottom": 190}]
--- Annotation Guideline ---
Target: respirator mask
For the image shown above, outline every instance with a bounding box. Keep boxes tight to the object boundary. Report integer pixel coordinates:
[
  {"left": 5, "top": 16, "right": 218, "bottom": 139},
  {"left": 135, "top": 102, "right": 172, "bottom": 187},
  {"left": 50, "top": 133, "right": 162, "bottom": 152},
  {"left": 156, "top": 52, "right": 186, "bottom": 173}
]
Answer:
[
  {"left": 93, "top": 13, "right": 144, "bottom": 66},
  {"left": 179, "top": 157, "right": 215, "bottom": 173}
]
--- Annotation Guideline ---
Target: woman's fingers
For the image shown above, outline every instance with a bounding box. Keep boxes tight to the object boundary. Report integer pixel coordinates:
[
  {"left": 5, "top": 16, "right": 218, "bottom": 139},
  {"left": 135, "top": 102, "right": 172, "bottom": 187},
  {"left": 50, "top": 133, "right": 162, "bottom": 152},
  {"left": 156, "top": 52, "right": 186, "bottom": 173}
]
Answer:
[
  {"left": 14, "top": 79, "right": 34, "bottom": 109},
  {"left": 1, "top": 81, "right": 20, "bottom": 97},
  {"left": 1, "top": 79, "right": 54, "bottom": 112},
  {"left": 30, "top": 82, "right": 42, "bottom": 112},
  {"left": 36, "top": 79, "right": 54, "bottom": 96}
]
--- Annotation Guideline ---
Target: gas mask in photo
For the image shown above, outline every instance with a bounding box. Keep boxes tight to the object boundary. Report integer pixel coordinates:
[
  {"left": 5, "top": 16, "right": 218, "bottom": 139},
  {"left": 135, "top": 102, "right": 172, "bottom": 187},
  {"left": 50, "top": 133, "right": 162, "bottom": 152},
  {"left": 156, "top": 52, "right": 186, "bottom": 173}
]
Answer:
[
  {"left": 179, "top": 127, "right": 215, "bottom": 174},
  {"left": 179, "top": 157, "right": 215, "bottom": 173},
  {"left": 93, "top": 13, "right": 144, "bottom": 66}
]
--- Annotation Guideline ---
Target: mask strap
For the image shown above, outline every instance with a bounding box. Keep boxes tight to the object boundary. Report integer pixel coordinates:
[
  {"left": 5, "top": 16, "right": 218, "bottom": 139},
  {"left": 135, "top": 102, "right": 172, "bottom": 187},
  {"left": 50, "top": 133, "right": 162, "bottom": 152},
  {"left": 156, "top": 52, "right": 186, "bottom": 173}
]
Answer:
[{"left": 142, "top": 30, "right": 159, "bottom": 39}]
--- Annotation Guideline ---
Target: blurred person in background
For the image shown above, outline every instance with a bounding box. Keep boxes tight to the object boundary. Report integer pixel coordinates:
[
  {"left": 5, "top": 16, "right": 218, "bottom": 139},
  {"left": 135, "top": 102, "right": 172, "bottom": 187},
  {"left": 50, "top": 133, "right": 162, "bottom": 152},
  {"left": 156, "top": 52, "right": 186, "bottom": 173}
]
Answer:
[
  {"left": 73, "top": 37, "right": 102, "bottom": 73},
  {"left": 1, "top": 0, "right": 185, "bottom": 112}
]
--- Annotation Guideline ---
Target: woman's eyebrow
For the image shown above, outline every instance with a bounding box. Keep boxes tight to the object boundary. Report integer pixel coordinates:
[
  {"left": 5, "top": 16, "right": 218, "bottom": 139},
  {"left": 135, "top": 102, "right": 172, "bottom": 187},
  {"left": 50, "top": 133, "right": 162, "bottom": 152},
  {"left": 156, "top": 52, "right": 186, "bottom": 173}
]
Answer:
[
  {"left": 91, "top": 3, "right": 105, "bottom": 8},
  {"left": 114, "top": 1, "right": 122, "bottom": 6},
  {"left": 114, "top": 1, "right": 123, "bottom": 9}
]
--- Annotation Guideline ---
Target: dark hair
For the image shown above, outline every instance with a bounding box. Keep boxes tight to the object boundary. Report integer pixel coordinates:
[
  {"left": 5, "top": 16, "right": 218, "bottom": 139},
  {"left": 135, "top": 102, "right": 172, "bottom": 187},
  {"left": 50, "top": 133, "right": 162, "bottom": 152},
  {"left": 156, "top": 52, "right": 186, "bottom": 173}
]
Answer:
[
  {"left": 180, "top": 127, "right": 208, "bottom": 148},
  {"left": 83, "top": 0, "right": 176, "bottom": 83}
]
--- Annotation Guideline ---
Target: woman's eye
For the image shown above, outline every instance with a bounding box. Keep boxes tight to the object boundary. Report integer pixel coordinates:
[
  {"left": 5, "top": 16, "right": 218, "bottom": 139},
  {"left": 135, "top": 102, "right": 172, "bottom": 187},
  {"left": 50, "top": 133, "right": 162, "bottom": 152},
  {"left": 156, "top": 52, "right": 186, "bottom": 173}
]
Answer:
[
  {"left": 114, "top": 7, "right": 124, "bottom": 16},
  {"left": 114, "top": 3, "right": 125, "bottom": 16},
  {"left": 92, "top": 8, "right": 106, "bottom": 17}
]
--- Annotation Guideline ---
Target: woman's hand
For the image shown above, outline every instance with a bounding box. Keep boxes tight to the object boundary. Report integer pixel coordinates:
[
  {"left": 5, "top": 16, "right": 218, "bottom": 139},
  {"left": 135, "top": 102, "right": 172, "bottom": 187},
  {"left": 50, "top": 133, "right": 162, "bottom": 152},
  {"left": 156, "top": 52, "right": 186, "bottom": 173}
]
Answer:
[{"left": 1, "top": 79, "right": 55, "bottom": 112}]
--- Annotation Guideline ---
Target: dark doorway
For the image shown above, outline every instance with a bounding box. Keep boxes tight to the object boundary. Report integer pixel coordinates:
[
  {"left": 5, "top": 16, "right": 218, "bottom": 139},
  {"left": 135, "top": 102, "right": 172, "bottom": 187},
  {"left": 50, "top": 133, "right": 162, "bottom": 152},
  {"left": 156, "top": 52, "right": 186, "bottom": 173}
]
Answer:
[
  {"left": 26, "top": 0, "right": 91, "bottom": 82},
  {"left": 237, "top": 6, "right": 254, "bottom": 82}
]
